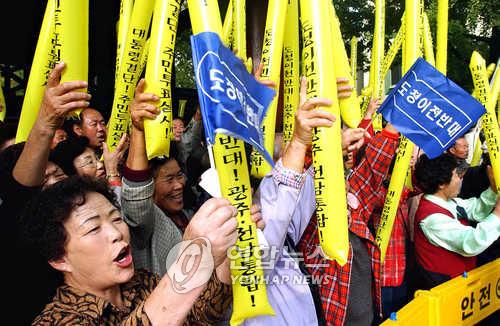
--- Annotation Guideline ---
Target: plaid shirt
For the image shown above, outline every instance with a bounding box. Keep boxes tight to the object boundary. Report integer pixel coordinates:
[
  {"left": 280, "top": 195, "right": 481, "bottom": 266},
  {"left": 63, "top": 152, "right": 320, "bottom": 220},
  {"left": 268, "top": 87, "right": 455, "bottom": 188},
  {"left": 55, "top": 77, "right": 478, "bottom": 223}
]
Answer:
[
  {"left": 371, "top": 189, "right": 411, "bottom": 287},
  {"left": 297, "top": 130, "right": 400, "bottom": 325},
  {"left": 348, "top": 129, "right": 409, "bottom": 289}
]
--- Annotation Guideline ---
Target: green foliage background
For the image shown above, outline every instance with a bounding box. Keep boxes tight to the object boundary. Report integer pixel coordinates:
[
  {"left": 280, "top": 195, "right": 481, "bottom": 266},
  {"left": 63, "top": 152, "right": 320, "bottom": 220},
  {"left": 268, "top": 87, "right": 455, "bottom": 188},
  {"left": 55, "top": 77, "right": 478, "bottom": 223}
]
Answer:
[{"left": 174, "top": 0, "right": 499, "bottom": 92}]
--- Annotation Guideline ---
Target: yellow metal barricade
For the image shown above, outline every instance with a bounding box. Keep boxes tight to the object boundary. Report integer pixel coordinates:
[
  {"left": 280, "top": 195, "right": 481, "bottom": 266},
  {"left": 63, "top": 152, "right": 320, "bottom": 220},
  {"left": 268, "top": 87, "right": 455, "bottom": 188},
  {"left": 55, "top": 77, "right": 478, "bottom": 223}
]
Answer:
[
  {"left": 381, "top": 292, "right": 433, "bottom": 325},
  {"left": 429, "top": 259, "right": 499, "bottom": 325},
  {"left": 382, "top": 259, "right": 500, "bottom": 325}
]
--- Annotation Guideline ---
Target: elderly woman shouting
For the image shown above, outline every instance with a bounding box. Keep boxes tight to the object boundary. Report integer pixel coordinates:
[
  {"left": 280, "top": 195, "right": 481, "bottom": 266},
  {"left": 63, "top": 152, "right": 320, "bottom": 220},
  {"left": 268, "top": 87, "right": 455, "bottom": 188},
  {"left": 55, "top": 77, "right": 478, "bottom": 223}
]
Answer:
[{"left": 22, "top": 176, "right": 238, "bottom": 325}]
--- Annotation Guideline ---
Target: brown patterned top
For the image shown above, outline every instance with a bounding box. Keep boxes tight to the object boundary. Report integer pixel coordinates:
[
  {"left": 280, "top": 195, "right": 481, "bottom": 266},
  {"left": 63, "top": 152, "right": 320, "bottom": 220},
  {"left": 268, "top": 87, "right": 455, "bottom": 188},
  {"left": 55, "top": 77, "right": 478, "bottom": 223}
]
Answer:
[{"left": 32, "top": 269, "right": 231, "bottom": 325}]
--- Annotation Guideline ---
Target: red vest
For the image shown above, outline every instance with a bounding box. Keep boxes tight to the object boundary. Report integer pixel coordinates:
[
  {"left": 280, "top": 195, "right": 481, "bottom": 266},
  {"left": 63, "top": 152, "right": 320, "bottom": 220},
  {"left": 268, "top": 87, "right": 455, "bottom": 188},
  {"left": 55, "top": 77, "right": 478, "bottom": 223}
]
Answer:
[{"left": 414, "top": 197, "right": 476, "bottom": 278}]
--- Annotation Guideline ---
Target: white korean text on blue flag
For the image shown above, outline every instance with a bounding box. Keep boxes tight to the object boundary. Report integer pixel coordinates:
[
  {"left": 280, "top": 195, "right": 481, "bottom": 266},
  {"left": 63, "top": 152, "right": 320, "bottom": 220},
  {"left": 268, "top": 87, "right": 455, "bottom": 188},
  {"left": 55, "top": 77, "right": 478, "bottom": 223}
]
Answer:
[
  {"left": 191, "top": 32, "right": 276, "bottom": 165},
  {"left": 378, "top": 58, "right": 486, "bottom": 158}
]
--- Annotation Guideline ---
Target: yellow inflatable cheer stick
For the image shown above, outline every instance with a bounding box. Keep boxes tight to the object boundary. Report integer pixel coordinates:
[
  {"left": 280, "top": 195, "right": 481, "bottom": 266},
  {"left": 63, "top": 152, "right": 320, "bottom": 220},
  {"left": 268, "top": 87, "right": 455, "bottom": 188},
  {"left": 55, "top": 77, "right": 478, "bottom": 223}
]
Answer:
[
  {"left": 282, "top": 0, "right": 300, "bottom": 145},
  {"left": 0, "top": 79, "right": 5, "bottom": 122},
  {"left": 222, "top": 0, "right": 234, "bottom": 47},
  {"left": 116, "top": 0, "right": 134, "bottom": 80},
  {"left": 106, "top": 0, "right": 153, "bottom": 152},
  {"left": 233, "top": 0, "right": 247, "bottom": 60},
  {"left": 16, "top": 0, "right": 55, "bottom": 143},
  {"left": 138, "top": 38, "right": 150, "bottom": 79},
  {"left": 250, "top": 0, "right": 288, "bottom": 178},
  {"left": 328, "top": 2, "right": 361, "bottom": 128},
  {"left": 381, "top": 16, "right": 405, "bottom": 79},
  {"left": 371, "top": 0, "right": 386, "bottom": 131},
  {"left": 186, "top": 1, "right": 274, "bottom": 324},
  {"left": 472, "top": 62, "right": 496, "bottom": 100},
  {"left": 422, "top": 13, "right": 435, "bottom": 67},
  {"left": 470, "top": 52, "right": 500, "bottom": 192},
  {"left": 144, "top": 1, "right": 181, "bottom": 159},
  {"left": 376, "top": 0, "right": 421, "bottom": 262},
  {"left": 470, "top": 132, "right": 483, "bottom": 167},
  {"left": 351, "top": 36, "right": 358, "bottom": 89},
  {"left": 300, "top": 0, "right": 349, "bottom": 265},
  {"left": 436, "top": 0, "right": 448, "bottom": 74},
  {"left": 59, "top": 0, "right": 88, "bottom": 85},
  {"left": 178, "top": 99, "right": 187, "bottom": 119},
  {"left": 360, "top": 86, "right": 373, "bottom": 116},
  {"left": 488, "top": 62, "right": 500, "bottom": 119},
  {"left": 58, "top": 0, "right": 89, "bottom": 118}
]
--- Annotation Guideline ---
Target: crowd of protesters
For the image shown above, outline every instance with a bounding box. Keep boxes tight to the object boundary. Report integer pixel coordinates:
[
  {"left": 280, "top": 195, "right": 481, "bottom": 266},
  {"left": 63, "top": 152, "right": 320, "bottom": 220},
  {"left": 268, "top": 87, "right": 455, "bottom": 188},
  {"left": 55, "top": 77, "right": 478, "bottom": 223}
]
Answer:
[{"left": 0, "top": 61, "right": 498, "bottom": 325}]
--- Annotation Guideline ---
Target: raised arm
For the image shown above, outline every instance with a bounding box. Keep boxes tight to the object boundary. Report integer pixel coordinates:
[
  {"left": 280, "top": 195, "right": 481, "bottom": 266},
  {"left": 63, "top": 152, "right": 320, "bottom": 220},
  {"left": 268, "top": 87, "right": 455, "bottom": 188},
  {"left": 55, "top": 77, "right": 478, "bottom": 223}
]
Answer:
[
  {"left": 126, "top": 79, "right": 159, "bottom": 171},
  {"left": 13, "top": 62, "right": 90, "bottom": 186},
  {"left": 143, "top": 197, "right": 237, "bottom": 325},
  {"left": 121, "top": 79, "right": 161, "bottom": 247}
]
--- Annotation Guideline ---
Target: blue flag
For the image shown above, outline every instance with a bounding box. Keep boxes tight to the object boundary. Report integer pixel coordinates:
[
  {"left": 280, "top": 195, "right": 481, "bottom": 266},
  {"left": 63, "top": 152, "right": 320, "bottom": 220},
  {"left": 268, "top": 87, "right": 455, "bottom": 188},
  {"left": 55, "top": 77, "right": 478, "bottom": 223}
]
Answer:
[
  {"left": 190, "top": 32, "right": 276, "bottom": 165},
  {"left": 378, "top": 58, "right": 486, "bottom": 158}
]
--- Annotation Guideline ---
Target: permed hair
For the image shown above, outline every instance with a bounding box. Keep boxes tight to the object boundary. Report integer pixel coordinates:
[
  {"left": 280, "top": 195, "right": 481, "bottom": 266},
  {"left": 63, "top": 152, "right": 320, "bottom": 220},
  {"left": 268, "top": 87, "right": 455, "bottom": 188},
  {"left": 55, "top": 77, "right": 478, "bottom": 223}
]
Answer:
[
  {"left": 21, "top": 176, "right": 119, "bottom": 262},
  {"left": 50, "top": 136, "right": 90, "bottom": 176},
  {"left": 414, "top": 153, "right": 459, "bottom": 194}
]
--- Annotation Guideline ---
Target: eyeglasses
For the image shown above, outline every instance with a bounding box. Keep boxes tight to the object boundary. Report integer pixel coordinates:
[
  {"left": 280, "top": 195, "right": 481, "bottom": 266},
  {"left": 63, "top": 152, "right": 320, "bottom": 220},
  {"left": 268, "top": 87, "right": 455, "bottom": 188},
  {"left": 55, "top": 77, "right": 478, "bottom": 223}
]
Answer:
[{"left": 76, "top": 157, "right": 99, "bottom": 169}]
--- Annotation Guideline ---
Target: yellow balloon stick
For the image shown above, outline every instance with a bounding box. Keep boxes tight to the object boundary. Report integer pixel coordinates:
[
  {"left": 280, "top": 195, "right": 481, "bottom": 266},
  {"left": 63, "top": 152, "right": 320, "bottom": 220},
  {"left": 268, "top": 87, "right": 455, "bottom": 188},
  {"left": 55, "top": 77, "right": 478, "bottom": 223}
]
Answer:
[
  {"left": 351, "top": 36, "right": 358, "bottom": 91},
  {"left": 372, "top": 0, "right": 385, "bottom": 100},
  {"left": 329, "top": 2, "right": 361, "bottom": 128},
  {"left": 360, "top": 86, "right": 373, "bottom": 117},
  {"left": 59, "top": 0, "right": 88, "bottom": 85},
  {"left": 59, "top": 0, "right": 89, "bottom": 118},
  {"left": 16, "top": 0, "right": 55, "bottom": 143},
  {"left": 472, "top": 62, "right": 496, "bottom": 99},
  {"left": 106, "top": 0, "right": 153, "bottom": 152},
  {"left": 422, "top": 12, "right": 436, "bottom": 67},
  {"left": 300, "top": 0, "right": 349, "bottom": 266},
  {"left": 250, "top": 0, "right": 288, "bottom": 179},
  {"left": 232, "top": 0, "right": 247, "bottom": 60},
  {"left": 487, "top": 63, "right": 497, "bottom": 79},
  {"left": 138, "top": 38, "right": 150, "bottom": 79},
  {"left": 436, "top": 0, "right": 448, "bottom": 74},
  {"left": 376, "top": 0, "right": 422, "bottom": 262},
  {"left": 381, "top": 16, "right": 405, "bottom": 79},
  {"left": 222, "top": 0, "right": 234, "bottom": 47},
  {"left": 470, "top": 132, "right": 483, "bottom": 167},
  {"left": 282, "top": 0, "right": 300, "bottom": 145},
  {"left": 116, "top": 0, "right": 134, "bottom": 80},
  {"left": 0, "top": 78, "right": 5, "bottom": 122},
  {"left": 186, "top": 1, "right": 274, "bottom": 323},
  {"left": 488, "top": 62, "right": 500, "bottom": 119},
  {"left": 371, "top": 0, "right": 385, "bottom": 131},
  {"left": 470, "top": 52, "right": 500, "bottom": 193},
  {"left": 143, "top": 0, "right": 181, "bottom": 160}
]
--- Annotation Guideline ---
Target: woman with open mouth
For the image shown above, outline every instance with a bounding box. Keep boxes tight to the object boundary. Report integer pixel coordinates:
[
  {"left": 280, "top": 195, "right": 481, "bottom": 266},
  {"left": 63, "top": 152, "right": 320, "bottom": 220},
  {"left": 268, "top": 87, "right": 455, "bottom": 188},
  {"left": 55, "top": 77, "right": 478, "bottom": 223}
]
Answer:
[{"left": 22, "top": 176, "right": 238, "bottom": 325}]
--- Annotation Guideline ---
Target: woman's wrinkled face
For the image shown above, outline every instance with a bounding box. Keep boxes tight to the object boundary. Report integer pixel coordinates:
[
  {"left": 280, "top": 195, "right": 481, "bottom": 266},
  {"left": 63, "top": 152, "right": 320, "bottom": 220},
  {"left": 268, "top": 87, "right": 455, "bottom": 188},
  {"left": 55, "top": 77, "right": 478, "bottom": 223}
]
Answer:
[
  {"left": 153, "top": 160, "right": 186, "bottom": 214},
  {"left": 43, "top": 162, "right": 67, "bottom": 189},
  {"left": 442, "top": 168, "right": 463, "bottom": 200},
  {"left": 73, "top": 148, "right": 105, "bottom": 179},
  {"left": 57, "top": 192, "right": 134, "bottom": 290}
]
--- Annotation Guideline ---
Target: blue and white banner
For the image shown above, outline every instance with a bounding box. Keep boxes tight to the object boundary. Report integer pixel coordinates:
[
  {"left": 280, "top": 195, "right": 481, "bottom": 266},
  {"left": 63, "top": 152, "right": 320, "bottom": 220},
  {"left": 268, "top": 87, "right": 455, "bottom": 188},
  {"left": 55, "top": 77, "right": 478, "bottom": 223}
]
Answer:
[
  {"left": 378, "top": 58, "right": 486, "bottom": 158},
  {"left": 191, "top": 32, "right": 276, "bottom": 165}
]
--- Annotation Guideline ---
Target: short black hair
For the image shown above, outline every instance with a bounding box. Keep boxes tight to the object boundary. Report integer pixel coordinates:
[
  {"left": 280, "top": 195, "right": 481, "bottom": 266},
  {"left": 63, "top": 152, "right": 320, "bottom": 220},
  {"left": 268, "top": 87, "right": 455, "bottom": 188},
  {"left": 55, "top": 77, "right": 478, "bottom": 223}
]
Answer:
[
  {"left": 0, "top": 142, "right": 25, "bottom": 177},
  {"left": 51, "top": 136, "right": 90, "bottom": 176},
  {"left": 21, "top": 176, "right": 119, "bottom": 262},
  {"left": 0, "top": 121, "right": 17, "bottom": 150},
  {"left": 414, "top": 153, "right": 458, "bottom": 194},
  {"left": 149, "top": 142, "right": 180, "bottom": 178}
]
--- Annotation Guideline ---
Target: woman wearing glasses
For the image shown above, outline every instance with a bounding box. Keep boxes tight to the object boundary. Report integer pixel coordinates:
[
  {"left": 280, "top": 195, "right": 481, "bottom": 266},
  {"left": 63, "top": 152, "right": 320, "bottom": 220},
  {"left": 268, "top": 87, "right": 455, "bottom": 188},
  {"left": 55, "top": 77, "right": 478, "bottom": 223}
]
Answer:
[{"left": 51, "top": 135, "right": 128, "bottom": 188}]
